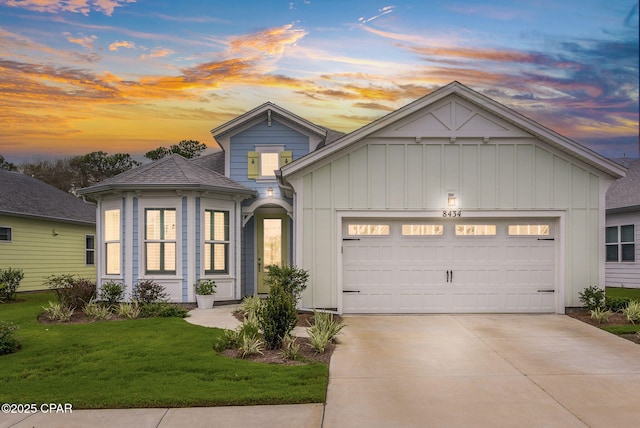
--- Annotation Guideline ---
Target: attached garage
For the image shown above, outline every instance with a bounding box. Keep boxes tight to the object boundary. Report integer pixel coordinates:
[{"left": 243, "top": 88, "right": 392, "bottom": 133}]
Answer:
[
  {"left": 342, "top": 218, "right": 556, "bottom": 313},
  {"left": 281, "top": 82, "right": 626, "bottom": 314}
]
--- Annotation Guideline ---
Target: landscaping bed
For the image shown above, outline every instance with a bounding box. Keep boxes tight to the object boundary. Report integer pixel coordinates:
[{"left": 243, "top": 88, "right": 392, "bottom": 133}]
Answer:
[{"left": 566, "top": 309, "right": 640, "bottom": 344}]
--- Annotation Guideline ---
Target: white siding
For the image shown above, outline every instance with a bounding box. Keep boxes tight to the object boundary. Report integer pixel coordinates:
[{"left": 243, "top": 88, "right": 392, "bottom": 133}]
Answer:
[{"left": 605, "top": 210, "right": 640, "bottom": 288}]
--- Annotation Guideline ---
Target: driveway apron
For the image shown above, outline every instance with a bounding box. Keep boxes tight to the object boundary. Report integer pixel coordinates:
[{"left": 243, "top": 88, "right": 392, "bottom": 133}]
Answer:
[{"left": 323, "top": 314, "right": 640, "bottom": 428}]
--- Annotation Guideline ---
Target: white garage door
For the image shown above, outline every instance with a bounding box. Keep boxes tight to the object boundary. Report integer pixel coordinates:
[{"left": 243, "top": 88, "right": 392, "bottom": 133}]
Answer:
[{"left": 342, "top": 219, "right": 556, "bottom": 313}]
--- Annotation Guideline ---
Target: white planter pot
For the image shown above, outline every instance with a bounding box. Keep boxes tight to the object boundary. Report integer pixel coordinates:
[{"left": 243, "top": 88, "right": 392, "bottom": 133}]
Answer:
[{"left": 196, "top": 294, "right": 215, "bottom": 309}]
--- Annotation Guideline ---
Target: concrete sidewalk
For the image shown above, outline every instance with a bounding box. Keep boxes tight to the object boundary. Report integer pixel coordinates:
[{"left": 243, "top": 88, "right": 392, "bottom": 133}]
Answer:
[{"left": 1, "top": 404, "right": 324, "bottom": 428}]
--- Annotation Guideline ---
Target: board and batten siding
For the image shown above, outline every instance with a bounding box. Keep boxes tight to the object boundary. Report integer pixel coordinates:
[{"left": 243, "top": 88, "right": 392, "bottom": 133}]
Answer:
[
  {"left": 296, "top": 140, "right": 601, "bottom": 310},
  {"left": 0, "top": 215, "right": 96, "bottom": 291},
  {"left": 605, "top": 210, "right": 640, "bottom": 288}
]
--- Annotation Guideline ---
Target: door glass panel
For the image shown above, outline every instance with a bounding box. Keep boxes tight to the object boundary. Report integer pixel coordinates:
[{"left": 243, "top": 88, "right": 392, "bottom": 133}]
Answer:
[
  {"left": 455, "top": 225, "right": 496, "bottom": 236},
  {"left": 263, "top": 218, "right": 282, "bottom": 270},
  {"left": 508, "top": 224, "right": 550, "bottom": 236},
  {"left": 348, "top": 224, "right": 390, "bottom": 236},
  {"left": 401, "top": 224, "right": 443, "bottom": 236}
]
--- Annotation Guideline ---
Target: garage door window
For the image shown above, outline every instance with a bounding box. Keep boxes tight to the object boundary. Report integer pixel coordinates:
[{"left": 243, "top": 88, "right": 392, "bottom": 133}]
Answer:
[
  {"left": 402, "top": 224, "right": 443, "bottom": 236},
  {"left": 508, "top": 225, "right": 550, "bottom": 236},
  {"left": 455, "top": 225, "right": 496, "bottom": 236},
  {"left": 348, "top": 224, "right": 390, "bottom": 236}
]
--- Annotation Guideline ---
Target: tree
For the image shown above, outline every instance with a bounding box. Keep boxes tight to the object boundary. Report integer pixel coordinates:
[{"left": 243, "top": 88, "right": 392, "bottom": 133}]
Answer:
[
  {"left": 0, "top": 155, "right": 17, "bottom": 171},
  {"left": 70, "top": 151, "right": 140, "bottom": 189},
  {"left": 20, "top": 152, "right": 140, "bottom": 193},
  {"left": 144, "top": 140, "right": 207, "bottom": 160}
]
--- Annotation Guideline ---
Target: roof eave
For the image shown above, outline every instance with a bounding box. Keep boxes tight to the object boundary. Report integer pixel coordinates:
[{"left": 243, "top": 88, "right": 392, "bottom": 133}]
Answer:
[
  {"left": 77, "top": 183, "right": 257, "bottom": 197},
  {"left": 0, "top": 210, "right": 96, "bottom": 226}
]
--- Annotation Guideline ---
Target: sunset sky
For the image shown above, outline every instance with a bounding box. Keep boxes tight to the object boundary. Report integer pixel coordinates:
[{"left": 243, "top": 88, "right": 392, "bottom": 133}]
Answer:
[{"left": 0, "top": 0, "right": 638, "bottom": 164}]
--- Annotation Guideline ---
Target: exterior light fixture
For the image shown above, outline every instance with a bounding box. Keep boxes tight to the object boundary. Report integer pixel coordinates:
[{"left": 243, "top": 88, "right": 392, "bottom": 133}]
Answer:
[
  {"left": 267, "top": 187, "right": 273, "bottom": 197},
  {"left": 447, "top": 193, "right": 457, "bottom": 207}
]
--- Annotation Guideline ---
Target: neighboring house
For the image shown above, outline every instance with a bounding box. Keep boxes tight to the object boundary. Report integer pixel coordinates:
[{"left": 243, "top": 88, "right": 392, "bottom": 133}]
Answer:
[
  {"left": 605, "top": 158, "right": 640, "bottom": 288},
  {"left": 79, "top": 82, "right": 626, "bottom": 313},
  {"left": 0, "top": 170, "right": 96, "bottom": 291}
]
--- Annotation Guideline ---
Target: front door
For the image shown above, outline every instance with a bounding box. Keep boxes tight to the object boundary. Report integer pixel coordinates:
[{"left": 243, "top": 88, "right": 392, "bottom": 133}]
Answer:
[{"left": 256, "top": 213, "right": 288, "bottom": 293}]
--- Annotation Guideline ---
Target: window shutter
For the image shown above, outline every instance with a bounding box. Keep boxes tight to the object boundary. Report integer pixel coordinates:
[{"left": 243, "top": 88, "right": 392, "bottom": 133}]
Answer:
[
  {"left": 280, "top": 151, "right": 292, "bottom": 166},
  {"left": 247, "top": 152, "right": 258, "bottom": 179}
]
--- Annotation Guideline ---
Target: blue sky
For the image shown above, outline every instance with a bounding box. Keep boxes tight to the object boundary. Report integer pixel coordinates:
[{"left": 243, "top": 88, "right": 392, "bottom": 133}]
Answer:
[{"left": 0, "top": 0, "right": 637, "bottom": 162}]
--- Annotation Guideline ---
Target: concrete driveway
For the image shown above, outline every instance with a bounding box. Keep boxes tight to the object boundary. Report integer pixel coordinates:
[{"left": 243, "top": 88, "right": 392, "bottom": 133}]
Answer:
[{"left": 323, "top": 314, "right": 640, "bottom": 428}]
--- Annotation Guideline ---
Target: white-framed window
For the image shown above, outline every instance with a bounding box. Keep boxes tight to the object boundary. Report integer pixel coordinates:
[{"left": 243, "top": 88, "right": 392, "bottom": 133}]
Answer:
[
  {"left": 248, "top": 146, "right": 292, "bottom": 180},
  {"left": 104, "top": 209, "right": 121, "bottom": 275},
  {"left": 402, "top": 224, "right": 444, "bottom": 236},
  {"left": 508, "top": 224, "right": 550, "bottom": 236},
  {"left": 85, "top": 234, "right": 95, "bottom": 266},
  {"left": 606, "top": 225, "right": 635, "bottom": 262},
  {"left": 347, "top": 224, "right": 390, "bottom": 236},
  {"left": 0, "top": 226, "right": 11, "bottom": 242},
  {"left": 455, "top": 224, "right": 497, "bottom": 236},
  {"left": 145, "top": 208, "right": 176, "bottom": 274},
  {"left": 204, "top": 210, "right": 229, "bottom": 274}
]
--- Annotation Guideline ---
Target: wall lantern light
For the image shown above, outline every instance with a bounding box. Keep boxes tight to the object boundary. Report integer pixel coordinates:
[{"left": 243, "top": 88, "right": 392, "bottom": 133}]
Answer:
[
  {"left": 267, "top": 187, "right": 273, "bottom": 197},
  {"left": 447, "top": 193, "right": 457, "bottom": 207}
]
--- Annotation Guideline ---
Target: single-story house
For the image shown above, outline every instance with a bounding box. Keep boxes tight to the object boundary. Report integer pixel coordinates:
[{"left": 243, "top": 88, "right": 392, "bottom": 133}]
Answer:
[
  {"left": 605, "top": 158, "right": 639, "bottom": 288},
  {"left": 79, "top": 81, "right": 626, "bottom": 313},
  {"left": 0, "top": 170, "right": 97, "bottom": 291}
]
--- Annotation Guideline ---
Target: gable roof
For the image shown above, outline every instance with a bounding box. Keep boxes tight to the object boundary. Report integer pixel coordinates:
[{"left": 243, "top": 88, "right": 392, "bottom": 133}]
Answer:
[
  {"left": 606, "top": 159, "right": 640, "bottom": 212},
  {"left": 0, "top": 170, "right": 95, "bottom": 225},
  {"left": 281, "top": 81, "right": 626, "bottom": 179},
  {"left": 77, "top": 154, "right": 255, "bottom": 196},
  {"left": 210, "top": 102, "right": 328, "bottom": 140}
]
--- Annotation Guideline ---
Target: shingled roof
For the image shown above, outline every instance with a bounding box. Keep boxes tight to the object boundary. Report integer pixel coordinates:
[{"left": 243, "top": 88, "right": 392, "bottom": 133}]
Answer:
[
  {"left": 190, "top": 151, "right": 225, "bottom": 174},
  {"left": 0, "top": 170, "right": 95, "bottom": 224},
  {"left": 607, "top": 159, "right": 640, "bottom": 212},
  {"left": 77, "top": 153, "right": 255, "bottom": 196}
]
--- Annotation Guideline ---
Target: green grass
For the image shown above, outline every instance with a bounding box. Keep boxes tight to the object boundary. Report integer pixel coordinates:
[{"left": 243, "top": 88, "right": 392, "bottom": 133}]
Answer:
[
  {"left": 606, "top": 287, "right": 640, "bottom": 300},
  {"left": 0, "top": 292, "right": 327, "bottom": 409},
  {"left": 602, "top": 324, "right": 640, "bottom": 335}
]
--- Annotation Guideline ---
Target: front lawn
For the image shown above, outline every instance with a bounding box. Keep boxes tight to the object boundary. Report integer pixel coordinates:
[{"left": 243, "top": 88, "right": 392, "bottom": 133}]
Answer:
[
  {"left": 606, "top": 286, "right": 640, "bottom": 301},
  {"left": 0, "top": 292, "right": 328, "bottom": 408}
]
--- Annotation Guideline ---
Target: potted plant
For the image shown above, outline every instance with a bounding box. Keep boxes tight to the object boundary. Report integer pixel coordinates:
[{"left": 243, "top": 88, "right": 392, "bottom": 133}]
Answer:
[{"left": 194, "top": 279, "right": 217, "bottom": 309}]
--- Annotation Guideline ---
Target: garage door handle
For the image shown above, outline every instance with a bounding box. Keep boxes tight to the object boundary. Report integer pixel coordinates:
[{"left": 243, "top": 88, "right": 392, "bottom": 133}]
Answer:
[
  {"left": 343, "top": 238, "right": 361, "bottom": 241},
  {"left": 343, "top": 290, "right": 360, "bottom": 293},
  {"left": 537, "top": 289, "right": 555, "bottom": 293},
  {"left": 537, "top": 238, "right": 555, "bottom": 241},
  {"left": 446, "top": 270, "right": 452, "bottom": 283}
]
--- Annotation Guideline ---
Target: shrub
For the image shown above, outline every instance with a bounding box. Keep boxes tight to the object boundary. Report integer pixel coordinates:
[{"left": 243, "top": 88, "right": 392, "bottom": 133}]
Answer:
[
  {"left": 238, "top": 334, "right": 264, "bottom": 358},
  {"left": 606, "top": 296, "right": 631, "bottom": 312},
  {"left": 281, "top": 334, "right": 300, "bottom": 360},
  {"left": 42, "top": 301, "right": 74, "bottom": 322},
  {"left": 263, "top": 264, "right": 309, "bottom": 301},
  {"left": 239, "top": 296, "right": 263, "bottom": 323},
  {"left": 259, "top": 283, "right": 298, "bottom": 349},
  {"left": 306, "top": 311, "right": 345, "bottom": 353},
  {"left": 0, "top": 268, "right": 24, "bottom": 303},
  {"left": 132, "top": 280, "right": 168, "bottom": 305},
  {"left": 623, "top": 300, "right": 640, "bottom": 324},
  {"left": 140, "top": 302, "right": 188, "bottom": 318},
  {"left": 83, "top": 299, "right": 112, "bottom": 321},
  {"left": 0, "top": 321, "right": 21, "bottom": 355},
  {"left": 578, "top": 285, "right": 605, "bottom": 311},
  {"left": 98, "top": 281, "right": 125, "bottom": 308},
  {"left": 116, "top": 302, "right": 140, "bottom": 319},
  {"left": 44, "top": 274, "right": 96, "bottom": 309},
  {"left": 590, "top": 307, "right": 613, "bottom": 324}
]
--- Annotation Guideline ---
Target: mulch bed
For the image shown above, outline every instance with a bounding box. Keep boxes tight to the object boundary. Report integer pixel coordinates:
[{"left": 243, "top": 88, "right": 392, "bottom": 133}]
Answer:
[
  {"left": 566, "top": 309, "right": 640, "bottom": 344},
  {"left": 228, "top": 310, "right": 340, "bottom": 365}
]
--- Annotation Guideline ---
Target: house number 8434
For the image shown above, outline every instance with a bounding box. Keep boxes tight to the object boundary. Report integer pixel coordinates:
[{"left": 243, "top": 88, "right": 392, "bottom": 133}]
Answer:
[{"left": 443, "top": 210, "right": 462, "bottom": 217}]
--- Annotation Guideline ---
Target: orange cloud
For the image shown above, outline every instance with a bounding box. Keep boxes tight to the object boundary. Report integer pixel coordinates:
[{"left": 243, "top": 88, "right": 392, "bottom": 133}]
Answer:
[
  {"left": 140, "top": 47, "right": 174, "bottom": 60},
  {"left": 1, "top": 0, "right": 136, "bottom": 16},
  {"left": 109, "top": 40, "right": 136, "bottom": 51},
  {"left": 228, "top": 24, "right": 307, "bottom": 57},
  {"left": 64, "top": 33, "right": 97, "bottom": 50}
]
